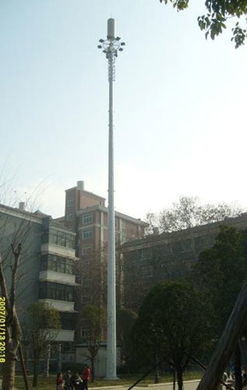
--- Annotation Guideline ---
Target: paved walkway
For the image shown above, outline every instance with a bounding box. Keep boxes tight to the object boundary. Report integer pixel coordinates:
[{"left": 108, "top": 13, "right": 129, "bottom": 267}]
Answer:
[
  {"left": 91, "top": 380, "right": 200, "bottom": 390},
  {"left": 135, "top": 380, "right": 200, "bottom": 390},
  {"left": 0, "top": 379, "right": 200, "bottom": 390}
]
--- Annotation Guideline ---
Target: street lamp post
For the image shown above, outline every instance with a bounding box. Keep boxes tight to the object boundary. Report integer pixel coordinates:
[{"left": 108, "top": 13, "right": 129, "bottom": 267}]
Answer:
[{"left": 98, "top": 19, "right": 125, "bottom": 380}]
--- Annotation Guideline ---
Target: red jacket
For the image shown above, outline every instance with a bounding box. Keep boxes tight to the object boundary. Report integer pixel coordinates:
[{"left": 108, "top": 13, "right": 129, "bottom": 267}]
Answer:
[
  {"left": 56, "top": 376, "right": 64, "bottom": 385},
  {"left": 82, "top": 367, "right": 91, "bottom": 381}
]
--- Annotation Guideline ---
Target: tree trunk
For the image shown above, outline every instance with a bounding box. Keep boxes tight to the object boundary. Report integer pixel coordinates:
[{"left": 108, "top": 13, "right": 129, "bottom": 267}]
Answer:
[
  {"left": 32, "top": 358, "right": 39, "bottom": 387},
  {"left": 154, "top": 366, "right": 160, "bottom": 384},
  {"left": 154, "top": 352, "right": 159, "bottom": 383},
  {"left": 91, "top": 358, "right": 95, "bottom": 382},
  {"left": 234, "top": 342, "right": 242, "bottom": 390},
  {"left": 196, "top": 281, "right": 247, "bottom": 390},
  {"left": 0, "top": 246, "right": 22, "bottom": 390},
  {"left": 19, "top": 344, "right": 30, "bottom": 390},
  {"left": 173, "top": 367, "right": 176, "bottom": 390},
  {"left": 176, "top": 366, "right": 183, "bottom": 390},
  {"left": 2, "top": 342, "right": 18, "bottom": 390}
]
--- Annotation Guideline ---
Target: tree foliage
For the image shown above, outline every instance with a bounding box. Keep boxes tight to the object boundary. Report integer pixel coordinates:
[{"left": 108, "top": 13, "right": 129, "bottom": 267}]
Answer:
[
  {"left": 25, "top": 302, "right": 61, "bottom": 387},
  {"left": 192, "top": 227, "right": 247, "bottom": 390},
  {"left": 192, "top": 225, "right": 247, "bottom": 335},
  {"left": 145, "top": 196, "right": 242, "bottom": 234},
  {"left": 132, "top": 280, "right": 212, "bottom": 390},
  {"left": 81, "top": 304, "right": 105, "bottom": 381},
  {"left": 159, "top": 0, "right": 247, "bottom": 47},
  {"left": 117, "top": 308, "right": 137, "bottom": 370}
]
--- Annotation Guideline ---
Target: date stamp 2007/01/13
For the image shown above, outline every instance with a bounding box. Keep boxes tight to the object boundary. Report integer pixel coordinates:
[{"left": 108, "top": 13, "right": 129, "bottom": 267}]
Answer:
[{"left": 0, "top": 297, "right": 6, "bottom": 363}]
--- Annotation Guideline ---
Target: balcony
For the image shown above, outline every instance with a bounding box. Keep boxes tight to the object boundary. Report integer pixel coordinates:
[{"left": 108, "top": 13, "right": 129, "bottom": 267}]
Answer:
[
  {"left": 43, "top": 329, "right": 75, "bottom": 342},
  {"left": 39, "top": 298, "right": 75, "bottom": 313},
  {"left": 41, "top": 243, "right": 75, "bottom": 258},
  {"left": 39, "top": 270, "right": 78, "bottom": 286}
]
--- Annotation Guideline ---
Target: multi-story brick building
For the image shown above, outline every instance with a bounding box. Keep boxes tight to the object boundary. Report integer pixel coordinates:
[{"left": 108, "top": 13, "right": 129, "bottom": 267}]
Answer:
[
  {"left": 120, "top": 213, "right": 247, "bottom": 312},
  {"left": 60, "top": 180, "right": 147, "bottom": 341},
  {"left": 64, "top": 180, "right": 146, "bottom": 250}
]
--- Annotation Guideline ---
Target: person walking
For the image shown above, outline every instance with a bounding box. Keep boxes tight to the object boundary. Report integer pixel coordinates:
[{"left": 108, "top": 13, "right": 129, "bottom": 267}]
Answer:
[
  {"left": 63, "top": 370, "right": 72, "bottom": 390},
  {"left": 70, "top": 372, "right": 83, "bottom": 390},
  {"left": 56, "top": 372, "right": 65, "bottom": 390},
  {"left": 81, "top": 364, "right": 91, "bottom": 390}
]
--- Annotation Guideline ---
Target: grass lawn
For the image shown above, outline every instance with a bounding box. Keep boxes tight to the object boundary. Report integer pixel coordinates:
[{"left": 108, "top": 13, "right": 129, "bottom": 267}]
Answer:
[{"left": 13, "top": 371, "right": 203, "bottom": 390}]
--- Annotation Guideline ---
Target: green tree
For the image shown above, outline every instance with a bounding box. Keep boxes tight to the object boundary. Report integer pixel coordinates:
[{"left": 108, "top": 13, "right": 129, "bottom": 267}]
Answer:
[
  {"left": 132, "top": 280, "right": 211, "bottom": 390},
  {"left": 192, "top": 226, "right": 247, "bottom": 335},
  {"left": 81, "top": 304, "right": 105, "bottom": 381},
  {"left": 159, "top": 0, "right": 247, "bottom": 47},
  {"left": 191, "top": 226, "right": 247, "bottom": 389},
  {"left": 117, "top": 308, "right": 137, "bottom": 371},
  {"left": 24, "top": 302, "right": 61, "bottom": 387}
]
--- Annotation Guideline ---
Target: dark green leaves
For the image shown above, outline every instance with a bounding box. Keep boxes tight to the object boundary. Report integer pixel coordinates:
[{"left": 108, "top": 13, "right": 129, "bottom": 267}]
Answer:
[
  {"left": 132, "top": 280, "right": 212, "bottom": 370},
  {"left": 159, "top": 0, "right": 247, "bottom": 47},
  {"left": 159, "top": 0, "right": 189, "bottom": 11},
  {"left": 231, "top": 21, "right": 247, "bottom": 48},
  {"left": 198, "top": 13, "right": 227, "bottom": 40},
  {"left": 192, "top": 226, "right": 247, "bottom": 335}
]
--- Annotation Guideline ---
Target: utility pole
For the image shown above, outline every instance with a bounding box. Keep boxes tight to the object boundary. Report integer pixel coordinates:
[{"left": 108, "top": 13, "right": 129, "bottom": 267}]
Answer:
[{"left": 98, "top": 19, "right": 125, "bottom": 379}]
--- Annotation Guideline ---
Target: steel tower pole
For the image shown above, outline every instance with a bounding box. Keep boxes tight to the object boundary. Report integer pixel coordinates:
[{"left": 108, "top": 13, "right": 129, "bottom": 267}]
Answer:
[
  {"left": 97, "top": 19, "right": 125, "bottom": 380},
  {"left": 107, "top": 39, "right": 116, "bottom": 380}
]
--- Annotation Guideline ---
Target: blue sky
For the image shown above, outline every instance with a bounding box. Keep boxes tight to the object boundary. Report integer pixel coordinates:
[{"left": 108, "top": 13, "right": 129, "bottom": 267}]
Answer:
[{"left": 0, "top": 1, "right": 246, "bottom": 219}]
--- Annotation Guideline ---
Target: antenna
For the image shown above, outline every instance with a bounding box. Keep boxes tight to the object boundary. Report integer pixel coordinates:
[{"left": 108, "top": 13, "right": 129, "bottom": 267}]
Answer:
[{"left": 98, "top": 19, "right": 126, "bottom": 380}]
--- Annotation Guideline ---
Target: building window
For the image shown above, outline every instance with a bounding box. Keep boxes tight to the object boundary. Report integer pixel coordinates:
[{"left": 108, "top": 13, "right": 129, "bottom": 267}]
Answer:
[
  {"left": 57, "top": 232, "right": 66, "bottom": 246},
  {"left": 60, "top": 313, "right": 76, "bottom": 330},
  {"left": 39, "top": 282, "right": 74, "bottom": 302},
  {"left": 80, "top": 328, "right": 90, "bottom": 339},
  {"left": 82, "top": 230, "right": 93, "bottom": 240},
  {"left": 82, "top": 214, "right": 93, "bottom": 225},
  {"left": 45, "top": 230, "right": 75, "bottom": 249},
  {"left": 40, "top": 255, "right": 74, "bottom": 274},
  {"left": 62, "top": 343, "right": 75, "bottom": 353},
  {"left": 65, "top": 235, "right": 75, "bottom": 249},
  {"left": 81, "top": 247, "right": 92, "bottom": 256},
  {"left": 66, "top": 198, "right": 74, "bottom": 207},
  {"left": 141, "top": 265, "right": 153, "bottom": 278},
  {"left": 139, "top": 248, "right": 152, "bottom": 261}
]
